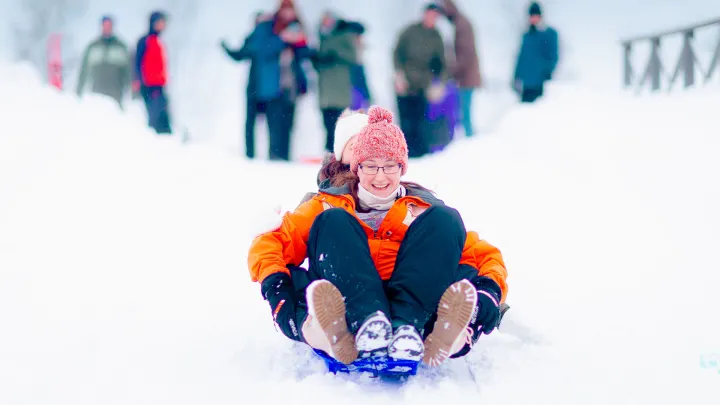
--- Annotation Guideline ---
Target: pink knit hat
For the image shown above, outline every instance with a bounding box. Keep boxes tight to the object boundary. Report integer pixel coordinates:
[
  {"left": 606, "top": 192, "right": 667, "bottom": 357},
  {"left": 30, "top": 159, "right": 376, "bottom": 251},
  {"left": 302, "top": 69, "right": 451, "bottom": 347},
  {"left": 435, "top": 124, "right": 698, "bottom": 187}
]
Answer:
[{"left": 350, "top": 106, "right": 409, "bottom": 175}]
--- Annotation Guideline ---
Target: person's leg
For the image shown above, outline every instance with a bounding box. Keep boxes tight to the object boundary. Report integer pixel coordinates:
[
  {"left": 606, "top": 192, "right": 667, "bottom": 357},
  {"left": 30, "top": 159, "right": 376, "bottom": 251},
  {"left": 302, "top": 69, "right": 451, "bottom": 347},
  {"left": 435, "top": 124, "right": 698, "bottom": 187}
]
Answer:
[
  {"left": 385, "top": 206, "right": 477, "bottom": 363},
  {"left": 322, "top": 108, "right": 343, "bottom": 153},
  {"left": 410, "top": 94, "right": 429, "bottom": 157},
  {"left": 387, "top": 206, "right": 468, "bottom": 331},
  {"left": 245, "top": 98, "right": 257, "bottom": 159},
  {"left": 459, "top": 88, "right": 474, "bottom": 137},
  {"left": 280, "top": 99, "right": 294, "bottom": 161},
  {"left": 140, "top": 86, "right": 153, "bottom": 126},
  {"left": 154, "top": 88, "right": 172, "bottom": 134},
  {"left": 521, "top": 86, "right": 543, "bottom": 103},
  {"left": 303, "top": 208, "right": 393, "bottom": 360},
  {"left": 278, "top": 99, "right": 295, "bottom": 160},
  {"left": 264, "top": 97, "right": 286, "bottom": 160}
]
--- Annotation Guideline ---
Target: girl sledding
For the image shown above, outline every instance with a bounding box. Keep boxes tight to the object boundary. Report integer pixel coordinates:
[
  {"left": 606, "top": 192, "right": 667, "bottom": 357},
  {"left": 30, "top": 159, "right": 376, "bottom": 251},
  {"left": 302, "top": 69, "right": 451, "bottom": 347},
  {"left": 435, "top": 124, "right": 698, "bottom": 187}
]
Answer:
[{"left": 247, "top": 105, "right": 508, "bottom": 369}]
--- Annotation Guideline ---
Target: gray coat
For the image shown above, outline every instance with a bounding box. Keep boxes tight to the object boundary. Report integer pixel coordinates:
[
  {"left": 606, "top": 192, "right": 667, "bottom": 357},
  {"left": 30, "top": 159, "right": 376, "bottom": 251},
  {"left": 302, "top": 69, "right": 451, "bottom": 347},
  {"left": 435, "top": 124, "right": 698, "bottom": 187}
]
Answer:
[
  {"left": 314, "top": 27, "right": 357, "bottom": 109},
  {"left": 76, "top": 36, "right": 131, "bottom": 106}
]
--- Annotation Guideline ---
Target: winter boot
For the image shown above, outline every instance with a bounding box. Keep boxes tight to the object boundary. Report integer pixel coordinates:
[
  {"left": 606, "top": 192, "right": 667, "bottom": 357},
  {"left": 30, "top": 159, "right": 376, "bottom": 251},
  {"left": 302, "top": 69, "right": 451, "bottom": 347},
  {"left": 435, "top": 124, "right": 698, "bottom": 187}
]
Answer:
[
  {"left": 355, "top": 311, "right": 393, "bottom": 358},
  {"left": 304, "top": 280, "right": 358, "bottom": 365},
  {"left": 388, "top": 325, "right": 424, "bottom": 361},
  {"left": 422, "top": 279, "right": 478, "bottom": 367}
]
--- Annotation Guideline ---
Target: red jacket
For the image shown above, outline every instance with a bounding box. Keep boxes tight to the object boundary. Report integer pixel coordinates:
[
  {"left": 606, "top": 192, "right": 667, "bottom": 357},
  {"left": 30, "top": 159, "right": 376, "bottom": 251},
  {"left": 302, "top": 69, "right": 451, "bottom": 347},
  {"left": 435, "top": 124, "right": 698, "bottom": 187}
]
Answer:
[{"left": 135, "top": 34, "right": 167, "bottom": 87}]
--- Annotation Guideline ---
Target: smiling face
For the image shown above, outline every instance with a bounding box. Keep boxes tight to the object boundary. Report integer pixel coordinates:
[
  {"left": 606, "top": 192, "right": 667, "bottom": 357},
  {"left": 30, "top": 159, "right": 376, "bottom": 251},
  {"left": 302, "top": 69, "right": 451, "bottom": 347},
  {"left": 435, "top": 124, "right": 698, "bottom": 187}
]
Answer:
[{"left": 357, "top": 158, "right": 402, "bottom": 198}]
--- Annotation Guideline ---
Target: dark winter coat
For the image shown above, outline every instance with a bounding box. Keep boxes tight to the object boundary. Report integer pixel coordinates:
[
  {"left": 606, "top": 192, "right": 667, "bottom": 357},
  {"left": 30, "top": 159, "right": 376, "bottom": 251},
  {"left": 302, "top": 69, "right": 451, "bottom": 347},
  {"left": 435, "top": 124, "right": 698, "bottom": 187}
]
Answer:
[
  {"left": 393, "top": 22, "right": 446, "bottom": 95},
  {"left": 222, "top": 37, "right": 261, "bottom": 99},
  {"left": 76, "top": 36, "right": 131, "bottom": 104},
  {"left": 513, "top": 24, "right": 559, "bottom": 89},
  {"left": 442, "top": 0, "right": 482, "bottom": 88},
  {"left": 313, "top": 22, "right": 357, "bottom": 109},
  {"left": 237, "top": 20, "right": 310, "bottom": 102}
]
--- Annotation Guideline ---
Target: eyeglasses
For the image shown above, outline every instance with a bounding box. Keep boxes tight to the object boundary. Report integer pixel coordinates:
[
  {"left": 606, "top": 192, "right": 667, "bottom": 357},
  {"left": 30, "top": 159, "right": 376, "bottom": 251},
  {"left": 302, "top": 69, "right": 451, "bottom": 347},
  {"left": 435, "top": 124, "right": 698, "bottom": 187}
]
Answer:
[{"left": 359, "top": 164, "right": 401, "bottom": 175}]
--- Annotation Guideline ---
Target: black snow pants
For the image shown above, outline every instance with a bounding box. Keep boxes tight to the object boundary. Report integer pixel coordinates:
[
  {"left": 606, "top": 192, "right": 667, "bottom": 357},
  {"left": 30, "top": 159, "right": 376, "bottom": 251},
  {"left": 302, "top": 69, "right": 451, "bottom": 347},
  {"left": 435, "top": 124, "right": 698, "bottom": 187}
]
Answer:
[
  {"left": 285, "top": 206, "right": 477, "bottom": 339},
  {"left": 321, "top": 108, "right": 344, "bottom": 153},
  {"left": 396, "top": 94, "right": 429, "bottom": 158},
  {"left": 141, "top": 86, "right": 172, "bottom": 134},
  {"left": 264, "top": 96, "right": 294, "bottom": 161}
]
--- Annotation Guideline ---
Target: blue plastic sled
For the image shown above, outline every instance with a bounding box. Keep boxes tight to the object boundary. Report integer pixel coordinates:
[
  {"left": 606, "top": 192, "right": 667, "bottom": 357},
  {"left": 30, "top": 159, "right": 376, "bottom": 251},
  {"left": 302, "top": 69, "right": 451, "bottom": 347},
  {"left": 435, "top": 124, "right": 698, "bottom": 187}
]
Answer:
[{"left": 313, "top": 349, "right": 419, "bottom": 378}]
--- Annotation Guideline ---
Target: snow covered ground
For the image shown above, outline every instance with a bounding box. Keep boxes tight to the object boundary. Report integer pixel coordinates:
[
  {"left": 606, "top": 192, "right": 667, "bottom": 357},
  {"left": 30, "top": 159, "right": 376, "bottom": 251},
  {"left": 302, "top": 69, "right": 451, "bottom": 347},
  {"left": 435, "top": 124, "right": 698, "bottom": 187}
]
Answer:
[
  {"left": 2, "top": 51, "right": 720, "bottom": 405},
  {"left": 3, "top": 0, "right": 720, "bottom": 402}
]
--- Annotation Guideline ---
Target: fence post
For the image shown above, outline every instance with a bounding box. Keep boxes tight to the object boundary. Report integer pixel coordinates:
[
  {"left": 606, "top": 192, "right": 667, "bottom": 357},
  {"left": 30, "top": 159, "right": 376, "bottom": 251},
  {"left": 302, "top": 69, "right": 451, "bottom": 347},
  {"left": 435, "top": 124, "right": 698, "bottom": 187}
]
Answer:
[
  {"left": 648, "top": 38, "right": 663, "bottom": 91},
  {"left": 623, "top": 42, "right": 633, "bottom": 88},
  {"left": 681, "top": 30, "right": 696, "bottom": 88},
  {"left": 621, "top": 17, "right": 720, "bottom": 91},
  {"left": 706, "top": 27, "right": 720, "bottom": 82}
]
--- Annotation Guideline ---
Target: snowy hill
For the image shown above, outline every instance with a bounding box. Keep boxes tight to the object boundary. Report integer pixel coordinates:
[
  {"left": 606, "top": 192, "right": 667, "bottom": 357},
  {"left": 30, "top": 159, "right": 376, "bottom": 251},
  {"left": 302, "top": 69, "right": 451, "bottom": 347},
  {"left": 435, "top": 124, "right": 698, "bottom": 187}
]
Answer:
[
  {"left": 2, "top": 49, "right": 720, "bottom": 404},
  {"left": 3, "top": 0, "right": 720, "bottom": 403}
]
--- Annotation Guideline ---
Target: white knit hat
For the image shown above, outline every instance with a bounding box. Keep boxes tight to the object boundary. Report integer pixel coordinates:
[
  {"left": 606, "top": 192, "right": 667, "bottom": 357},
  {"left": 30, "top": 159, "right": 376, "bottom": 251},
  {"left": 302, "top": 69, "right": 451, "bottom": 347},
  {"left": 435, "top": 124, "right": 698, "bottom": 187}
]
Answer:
[{"left": 333, "top": 112, "right": 369, "bottom": 161}]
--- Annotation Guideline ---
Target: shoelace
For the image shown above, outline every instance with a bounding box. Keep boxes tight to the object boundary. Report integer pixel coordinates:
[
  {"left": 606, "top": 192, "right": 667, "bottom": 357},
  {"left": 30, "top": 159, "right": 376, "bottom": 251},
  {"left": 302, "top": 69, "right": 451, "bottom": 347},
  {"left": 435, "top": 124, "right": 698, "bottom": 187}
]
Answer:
[{"left": 464, "top": 325, "right": 475, "bottom": 348}]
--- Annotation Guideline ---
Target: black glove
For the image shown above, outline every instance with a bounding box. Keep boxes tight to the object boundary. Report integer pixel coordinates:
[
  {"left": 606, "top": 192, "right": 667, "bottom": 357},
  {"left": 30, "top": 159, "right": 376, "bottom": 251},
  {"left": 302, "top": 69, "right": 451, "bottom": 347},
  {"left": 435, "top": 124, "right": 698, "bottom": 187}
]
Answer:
[
  {"left": 261, "top": 272, "right": 306, "bottom": 342},
  {"left": 473, "top": 277, "right": 502, "bottom": 335}
]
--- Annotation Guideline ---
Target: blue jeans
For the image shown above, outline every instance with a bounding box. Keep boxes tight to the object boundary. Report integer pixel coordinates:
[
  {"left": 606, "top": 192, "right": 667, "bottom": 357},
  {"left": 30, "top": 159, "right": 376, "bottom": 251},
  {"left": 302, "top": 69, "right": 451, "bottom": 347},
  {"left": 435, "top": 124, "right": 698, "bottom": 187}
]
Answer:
[
  {"left": 458, "top": 88, "right": 475, "bottom": 136},
  {"left": 458, "top": 88, "right": 474, "bottom": 137}
]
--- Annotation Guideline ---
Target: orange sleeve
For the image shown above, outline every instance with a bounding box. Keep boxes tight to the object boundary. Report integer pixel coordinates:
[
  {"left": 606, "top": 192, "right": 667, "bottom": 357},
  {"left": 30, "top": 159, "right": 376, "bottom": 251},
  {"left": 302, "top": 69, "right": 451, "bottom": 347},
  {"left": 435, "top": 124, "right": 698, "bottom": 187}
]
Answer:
[
  {"left": 459, "top": 231, "right": 509, "bottom": 303},
  {"left": 247, "top": 198, "right": 324, "bottom": 284}
]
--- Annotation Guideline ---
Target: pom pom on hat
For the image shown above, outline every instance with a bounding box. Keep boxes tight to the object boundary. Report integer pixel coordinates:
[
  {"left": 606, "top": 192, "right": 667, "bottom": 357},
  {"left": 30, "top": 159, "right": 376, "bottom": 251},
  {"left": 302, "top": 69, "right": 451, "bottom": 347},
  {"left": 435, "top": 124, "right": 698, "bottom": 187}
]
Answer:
[{"left": 350, "top": 106, "right": 409, "bottom": 175}]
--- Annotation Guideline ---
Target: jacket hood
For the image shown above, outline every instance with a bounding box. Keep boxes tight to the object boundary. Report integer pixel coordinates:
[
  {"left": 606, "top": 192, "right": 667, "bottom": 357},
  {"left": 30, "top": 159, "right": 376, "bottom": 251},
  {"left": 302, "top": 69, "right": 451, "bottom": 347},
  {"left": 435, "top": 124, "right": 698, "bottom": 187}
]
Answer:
[
  {"left": 149, "top": 11, "right": 166, "bottom": 34},
  {"left": 441, "top": 0, "right": 459, "bottom": 19}
]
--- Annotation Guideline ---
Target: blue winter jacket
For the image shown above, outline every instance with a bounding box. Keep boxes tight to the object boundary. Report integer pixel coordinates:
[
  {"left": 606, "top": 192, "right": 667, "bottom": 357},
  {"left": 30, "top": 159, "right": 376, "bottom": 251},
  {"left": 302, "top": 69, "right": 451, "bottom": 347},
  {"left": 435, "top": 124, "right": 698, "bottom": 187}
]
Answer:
[
  {"left": 239, "top": 20, "right": 309, "bottom": 101},
  {"left": 513, "top": 25, "right": 559, "bottom": 89}
]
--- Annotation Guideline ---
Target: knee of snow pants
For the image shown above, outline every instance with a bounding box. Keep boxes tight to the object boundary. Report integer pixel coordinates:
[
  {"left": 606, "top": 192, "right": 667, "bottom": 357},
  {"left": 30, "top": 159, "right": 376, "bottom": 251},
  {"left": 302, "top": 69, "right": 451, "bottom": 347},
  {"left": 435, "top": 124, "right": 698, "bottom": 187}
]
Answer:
[
  {"left": 307, "top": 208, "right": 390, "bottom": 333},
  {"left": 388, "top": 205, "right": 469, "bottom": 334}
]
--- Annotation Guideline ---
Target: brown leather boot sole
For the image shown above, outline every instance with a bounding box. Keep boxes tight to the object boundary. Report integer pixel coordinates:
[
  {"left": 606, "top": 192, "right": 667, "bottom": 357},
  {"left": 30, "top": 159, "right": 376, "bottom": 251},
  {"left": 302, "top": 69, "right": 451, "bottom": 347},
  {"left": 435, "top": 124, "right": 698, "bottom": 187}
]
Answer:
[
  {"left": 422, "top": 279, "right": 477, "bottom": 367},
  {"left": 308, "top": 280, "right": 358, "bottom": 365}
]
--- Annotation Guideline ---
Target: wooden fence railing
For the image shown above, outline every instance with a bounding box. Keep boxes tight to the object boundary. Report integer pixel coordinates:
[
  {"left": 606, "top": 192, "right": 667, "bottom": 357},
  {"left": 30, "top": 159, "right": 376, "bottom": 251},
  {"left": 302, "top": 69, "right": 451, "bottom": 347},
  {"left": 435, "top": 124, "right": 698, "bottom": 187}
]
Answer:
[{"left": 621, "top": 18, "right": 720, "bottom": 91}]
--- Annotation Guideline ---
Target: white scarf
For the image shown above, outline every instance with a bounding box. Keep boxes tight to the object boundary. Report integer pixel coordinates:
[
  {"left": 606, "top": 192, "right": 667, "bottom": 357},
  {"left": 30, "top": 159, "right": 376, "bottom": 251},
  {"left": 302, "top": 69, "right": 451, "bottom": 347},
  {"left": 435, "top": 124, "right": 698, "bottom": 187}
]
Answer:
[{"left": 358, "top": 184, "right": 406, "bottom": 211}]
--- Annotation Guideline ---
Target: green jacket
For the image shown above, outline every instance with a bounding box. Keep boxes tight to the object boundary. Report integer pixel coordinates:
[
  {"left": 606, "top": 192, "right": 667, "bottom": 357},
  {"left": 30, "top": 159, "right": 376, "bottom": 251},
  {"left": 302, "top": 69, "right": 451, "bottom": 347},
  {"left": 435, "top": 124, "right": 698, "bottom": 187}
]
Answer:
[
  {"left": 313, "top": 27, "right": 357, "bottom": 109},
  {"left": 393, "top": 22, "right": 447, "bottom": 95},
  {"left": 76, "top": 36, "right": 131, "bottom": 106}
]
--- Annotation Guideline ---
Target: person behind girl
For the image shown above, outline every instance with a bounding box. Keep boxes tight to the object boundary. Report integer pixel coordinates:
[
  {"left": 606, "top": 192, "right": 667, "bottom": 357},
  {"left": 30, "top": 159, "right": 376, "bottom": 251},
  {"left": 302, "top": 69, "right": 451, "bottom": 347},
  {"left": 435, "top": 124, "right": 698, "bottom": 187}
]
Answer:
[{"left": 248, "top": 105, "right": 508, "bottom": 366}]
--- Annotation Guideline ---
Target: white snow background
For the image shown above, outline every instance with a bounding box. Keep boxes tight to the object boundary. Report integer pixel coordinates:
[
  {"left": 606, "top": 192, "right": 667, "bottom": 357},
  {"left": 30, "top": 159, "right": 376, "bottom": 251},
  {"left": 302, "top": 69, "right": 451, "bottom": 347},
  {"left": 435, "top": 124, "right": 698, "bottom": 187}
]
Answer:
[{"left": 2, "top": 0, "right": 720, "bottom": 403}]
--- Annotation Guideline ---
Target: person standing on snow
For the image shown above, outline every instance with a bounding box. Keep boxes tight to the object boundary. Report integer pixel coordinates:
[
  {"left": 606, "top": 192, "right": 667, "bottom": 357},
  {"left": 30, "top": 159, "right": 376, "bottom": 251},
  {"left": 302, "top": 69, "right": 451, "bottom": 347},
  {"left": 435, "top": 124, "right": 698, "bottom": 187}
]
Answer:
[
  {"left": 134, "top": 11, "right": 172, "bottom": 134},
  {"left": 248, "top": 105, "right": 508, "bottom": 367},
  {"left": 313, "top": 11, "right": 358, "bottom": 154},
  {"left": 393, "top": 3, "right": 448, "bottom": 158},
  {"left": 512, "top": 2, "right": 559, "bottom": 103},
  {"left": 76, "top": 16, "right": 132, "bottom": 109},
  {"left": 441, "top": 0, "right": 482, "bottom": 137},
  {"left": 233, "top": 0, "right": 310, "bottom": 161},
  {"left": 221, "top": 11, "right": 273, "bottom": 159}
]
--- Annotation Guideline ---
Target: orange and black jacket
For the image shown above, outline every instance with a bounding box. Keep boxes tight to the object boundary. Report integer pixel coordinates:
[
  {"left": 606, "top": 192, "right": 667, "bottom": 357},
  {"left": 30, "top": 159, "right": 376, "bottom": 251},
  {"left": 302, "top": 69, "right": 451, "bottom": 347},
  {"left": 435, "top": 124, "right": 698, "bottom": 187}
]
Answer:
[{"left": 248, "top": 184, "right": 508, "bottom": 303}]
